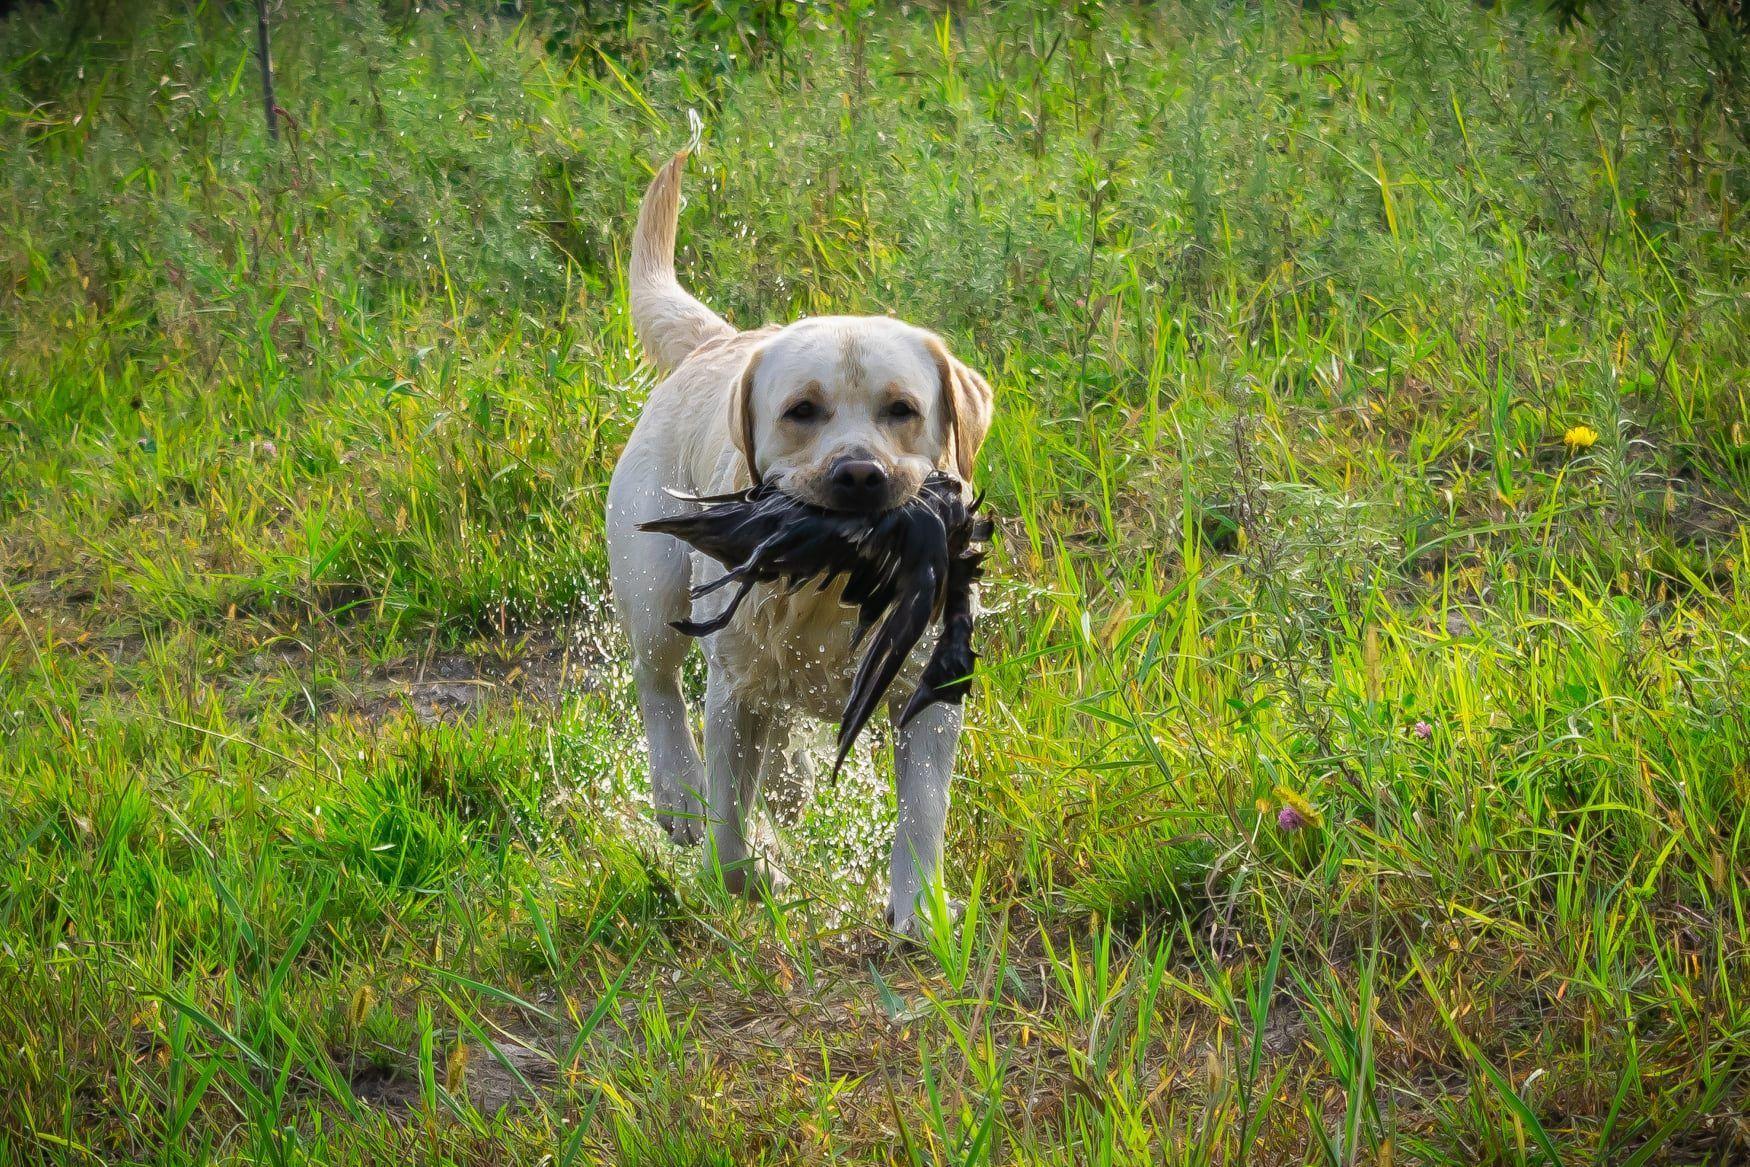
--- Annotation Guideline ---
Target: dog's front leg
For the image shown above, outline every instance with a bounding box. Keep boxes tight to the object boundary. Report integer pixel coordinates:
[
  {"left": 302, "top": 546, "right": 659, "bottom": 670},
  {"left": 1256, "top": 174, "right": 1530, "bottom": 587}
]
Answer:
[
  {"left": 702, "top": 671, "right": 774, "bottom": 896},
  {"left": 887, "top": 701, "right": 962, "bottom": 933}
]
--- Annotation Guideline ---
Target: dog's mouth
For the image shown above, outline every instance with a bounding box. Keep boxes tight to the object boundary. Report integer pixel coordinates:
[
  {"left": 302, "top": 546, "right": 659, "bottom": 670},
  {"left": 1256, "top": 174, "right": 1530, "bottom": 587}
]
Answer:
[{"left": 770, "top": 474, "right": 915, "bottom": 517}]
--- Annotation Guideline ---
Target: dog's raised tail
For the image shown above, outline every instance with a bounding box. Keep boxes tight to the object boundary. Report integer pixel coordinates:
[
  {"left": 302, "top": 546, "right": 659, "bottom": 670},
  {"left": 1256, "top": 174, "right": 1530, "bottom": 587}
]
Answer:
[{"left": 629, "top": 151, "right": 733, "bottom": 374}]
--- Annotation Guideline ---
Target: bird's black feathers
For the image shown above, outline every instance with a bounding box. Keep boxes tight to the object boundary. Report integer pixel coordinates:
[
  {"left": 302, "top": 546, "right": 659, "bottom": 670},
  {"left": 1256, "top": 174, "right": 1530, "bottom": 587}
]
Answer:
[{"left": 639, "top": 472, "right": 992, "bottom": 773}]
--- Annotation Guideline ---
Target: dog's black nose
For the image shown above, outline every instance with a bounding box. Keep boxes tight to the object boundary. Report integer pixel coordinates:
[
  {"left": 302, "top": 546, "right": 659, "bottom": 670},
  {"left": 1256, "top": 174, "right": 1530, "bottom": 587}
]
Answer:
[{"left": 829, "top": 458, "right": 890, "bottom": 509}]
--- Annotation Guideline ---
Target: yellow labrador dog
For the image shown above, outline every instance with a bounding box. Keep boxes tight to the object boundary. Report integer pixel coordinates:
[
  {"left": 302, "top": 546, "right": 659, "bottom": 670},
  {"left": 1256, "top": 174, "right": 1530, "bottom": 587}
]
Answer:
[{"left": 606, "top": 153, "right": 993, "bottom": 931}]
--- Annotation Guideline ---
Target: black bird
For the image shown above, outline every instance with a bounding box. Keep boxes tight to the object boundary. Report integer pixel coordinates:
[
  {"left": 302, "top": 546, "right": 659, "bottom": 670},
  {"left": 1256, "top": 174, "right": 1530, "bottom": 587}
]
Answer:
[{"left": 640, "top": 472, "right": 993, "bottom": 773}]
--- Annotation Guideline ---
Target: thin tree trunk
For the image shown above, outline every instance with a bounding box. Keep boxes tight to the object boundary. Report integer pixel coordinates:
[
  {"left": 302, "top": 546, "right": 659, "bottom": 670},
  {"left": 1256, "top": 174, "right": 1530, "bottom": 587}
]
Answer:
[{"left": 255, "top": 0, "right": 278, "bottom": 142}]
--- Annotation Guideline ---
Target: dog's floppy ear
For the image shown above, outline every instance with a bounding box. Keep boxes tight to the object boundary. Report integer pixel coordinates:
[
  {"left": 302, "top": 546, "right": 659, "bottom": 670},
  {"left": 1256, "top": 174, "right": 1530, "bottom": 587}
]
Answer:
[
  {"left": 729, "top": 346, "right": 765, "bottom": 485},
  {"left": 924, "top": 336, "right": 994, "bottom": 483}
]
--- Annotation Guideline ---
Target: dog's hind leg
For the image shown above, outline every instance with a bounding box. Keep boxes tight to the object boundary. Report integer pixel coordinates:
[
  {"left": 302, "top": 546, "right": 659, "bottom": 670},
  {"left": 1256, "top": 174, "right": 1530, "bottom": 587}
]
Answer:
[
  {"left": 702, "top": 675, "right": 787, "bottom": 897},
  {"left": 759, "top": 718, "right": 817, "bottom": 828}
]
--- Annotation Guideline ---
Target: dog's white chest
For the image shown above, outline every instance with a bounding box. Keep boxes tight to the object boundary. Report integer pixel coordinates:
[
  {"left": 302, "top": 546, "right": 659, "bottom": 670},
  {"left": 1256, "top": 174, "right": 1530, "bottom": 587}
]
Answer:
[{"left": 698, "top": 574, "right": 861, "bottom": 718}]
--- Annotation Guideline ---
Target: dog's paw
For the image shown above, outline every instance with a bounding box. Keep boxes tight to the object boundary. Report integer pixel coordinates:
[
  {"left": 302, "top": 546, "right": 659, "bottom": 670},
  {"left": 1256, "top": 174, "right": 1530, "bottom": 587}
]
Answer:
[
  {"left": 884, "top": 910, "right": 926, "bottom": 948},
  {"left": 885, "top": 897, "right": 964, "bottom": 945},
  {"left": 718, "top": 853, "right": 790, "bottom": 900},
  {"left": 657, "top": 810, "right": 704, "bottom": 847}
]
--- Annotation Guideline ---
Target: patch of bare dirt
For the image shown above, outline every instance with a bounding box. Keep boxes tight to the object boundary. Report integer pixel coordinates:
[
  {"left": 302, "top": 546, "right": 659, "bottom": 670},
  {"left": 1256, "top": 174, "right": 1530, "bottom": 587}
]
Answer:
[
  {"left": 354, "top": 627, "right": 607, "bottom": 725},
  {"left": 349, "top": 1036, "right": 558, "bottom": 1116}
]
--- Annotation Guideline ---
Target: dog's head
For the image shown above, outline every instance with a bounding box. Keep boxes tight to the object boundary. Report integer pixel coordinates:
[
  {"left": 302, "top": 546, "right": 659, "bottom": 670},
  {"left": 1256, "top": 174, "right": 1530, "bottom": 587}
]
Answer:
[{"left": 729, "top": 317, "right": 993, "bottom": 512}]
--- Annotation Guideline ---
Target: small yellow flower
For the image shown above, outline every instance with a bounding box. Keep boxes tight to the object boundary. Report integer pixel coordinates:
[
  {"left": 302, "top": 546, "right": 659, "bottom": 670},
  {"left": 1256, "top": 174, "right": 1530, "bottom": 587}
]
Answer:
[{"left": 1563, "top": 424, "right": 1599, "bottom": 451}]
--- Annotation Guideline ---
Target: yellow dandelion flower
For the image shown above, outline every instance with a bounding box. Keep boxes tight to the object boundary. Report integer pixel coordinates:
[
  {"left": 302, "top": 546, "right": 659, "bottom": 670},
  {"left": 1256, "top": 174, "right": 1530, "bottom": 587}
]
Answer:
[{"left": 1563, "top": 425, "right": 1599, "bottom": 451}]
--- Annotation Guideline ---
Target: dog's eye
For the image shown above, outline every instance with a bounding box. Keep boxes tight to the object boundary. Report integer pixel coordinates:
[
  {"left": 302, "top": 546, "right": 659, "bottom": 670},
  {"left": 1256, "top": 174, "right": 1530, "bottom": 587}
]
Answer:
[
  {"left": 884, "top": 401, "right": 918, "bottom": 420},
  {"left": 783, "top": 400, "right": 820, "bottom": 423}
]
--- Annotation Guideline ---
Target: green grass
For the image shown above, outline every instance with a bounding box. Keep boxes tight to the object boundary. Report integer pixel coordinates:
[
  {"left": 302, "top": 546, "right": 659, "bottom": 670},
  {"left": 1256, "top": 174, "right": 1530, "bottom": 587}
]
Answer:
[{"left": 2, "top": 0, "right": 1748, "bottom": 1161}]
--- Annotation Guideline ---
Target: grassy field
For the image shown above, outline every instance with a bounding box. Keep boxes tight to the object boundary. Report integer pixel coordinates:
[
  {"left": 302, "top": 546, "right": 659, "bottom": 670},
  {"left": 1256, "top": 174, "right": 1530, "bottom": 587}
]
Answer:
[{"left": 3, "top": 0, "right": 1749, "bottom": 1162}]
